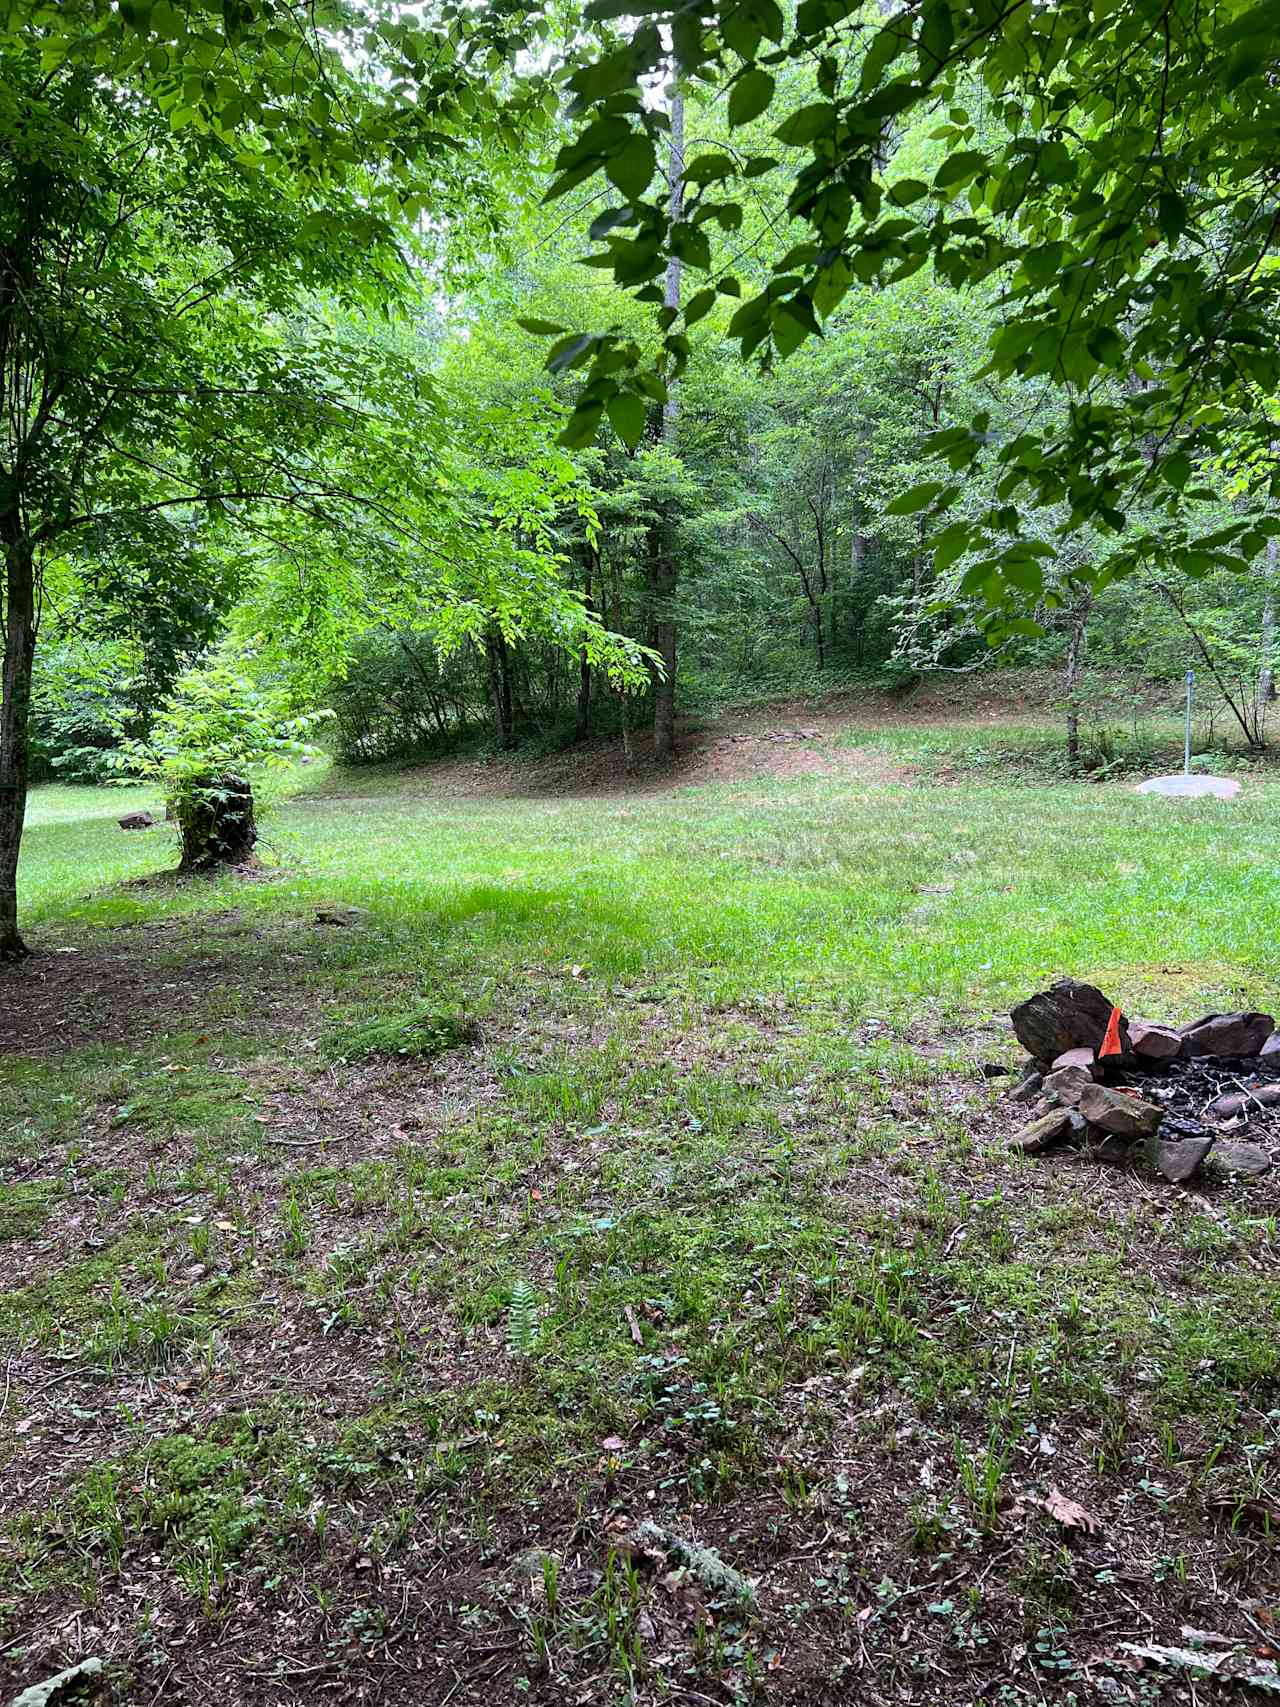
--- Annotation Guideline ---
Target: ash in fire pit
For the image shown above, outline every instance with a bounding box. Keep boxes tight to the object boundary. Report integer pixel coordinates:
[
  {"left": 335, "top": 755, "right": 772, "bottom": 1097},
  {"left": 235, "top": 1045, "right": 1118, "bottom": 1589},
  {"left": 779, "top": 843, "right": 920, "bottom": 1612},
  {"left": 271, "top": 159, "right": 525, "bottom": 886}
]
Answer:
[{"left": 1005, "top": 980, "right": 1277, "bottom": 1184}]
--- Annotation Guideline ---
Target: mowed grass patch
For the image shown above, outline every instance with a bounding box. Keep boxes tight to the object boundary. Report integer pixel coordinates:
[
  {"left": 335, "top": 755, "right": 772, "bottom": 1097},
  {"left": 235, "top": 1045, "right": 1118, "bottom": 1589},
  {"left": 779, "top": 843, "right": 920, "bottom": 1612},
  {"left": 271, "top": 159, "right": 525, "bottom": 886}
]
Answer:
[{"left": 2, "top": 731, "right": 1279, "bottom": 1705}]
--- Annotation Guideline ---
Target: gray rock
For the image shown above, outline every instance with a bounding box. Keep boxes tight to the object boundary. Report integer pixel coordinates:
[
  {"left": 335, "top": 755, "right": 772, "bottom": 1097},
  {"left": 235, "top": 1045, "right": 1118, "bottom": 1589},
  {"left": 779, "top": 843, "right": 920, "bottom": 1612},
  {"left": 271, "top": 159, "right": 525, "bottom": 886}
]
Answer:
[
  {"left": 1011, "top": 980, "right": 1126, "bottom": 1064},
  {"left": 1006, "top": 1071, "right": 1044, "bottom": 1105},
  {"left": 1149, "top": 1134, "right": 1216, "bottom": 1183},
  {"left": 1205, "top": 1140, "right": 1272, "bottom": 1177},
  {"left": 1009, "top": 1107, "right": 1083, "bottom": 1154},
  {"left": 1261, "top": 1033, "right": 1280, "bottom": 1059},
  {"left": 1051, "top": 1046, "right": 1100, "bottom": 1076},
  {"left": 1078, "top": 1083, "right": 1165, "bottom": 1138},
  {"left": 1094, "top": 1133, "right": 1136, "bottom": 1165},
  {"left": 314, "top": 905, "right": 371, "bottom": 926},
  {"left": 1127, "top": 1021, "right": 1183, "bottom": 1062},
  {"left": 1134, "top": 773, "right": 1241, "bottom": 799},
  {"left": 509, "top": 1547, "right": 559, "bottom": 1581},
  {"left": 1043, "top": 1064, "right": 1095, "bottom": 1107},
  {"left": 1179, "top": 1012, "right": 1275, "bottom": 1058}
]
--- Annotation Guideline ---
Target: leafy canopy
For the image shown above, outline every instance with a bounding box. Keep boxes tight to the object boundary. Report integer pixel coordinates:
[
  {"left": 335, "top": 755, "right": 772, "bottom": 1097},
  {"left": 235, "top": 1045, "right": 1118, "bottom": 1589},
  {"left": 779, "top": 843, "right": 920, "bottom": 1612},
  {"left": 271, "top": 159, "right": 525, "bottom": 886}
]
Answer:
[{"left": 543, "top": 0, "right": 1280, "bottom": 619}]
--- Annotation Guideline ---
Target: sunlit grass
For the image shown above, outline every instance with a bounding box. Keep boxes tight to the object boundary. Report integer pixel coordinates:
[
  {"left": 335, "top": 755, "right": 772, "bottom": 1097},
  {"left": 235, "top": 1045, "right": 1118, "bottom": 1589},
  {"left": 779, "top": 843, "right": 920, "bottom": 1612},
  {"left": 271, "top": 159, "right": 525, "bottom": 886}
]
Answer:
[{"left": 19, "top": 734, "right": 1280, "bottom": 1022}]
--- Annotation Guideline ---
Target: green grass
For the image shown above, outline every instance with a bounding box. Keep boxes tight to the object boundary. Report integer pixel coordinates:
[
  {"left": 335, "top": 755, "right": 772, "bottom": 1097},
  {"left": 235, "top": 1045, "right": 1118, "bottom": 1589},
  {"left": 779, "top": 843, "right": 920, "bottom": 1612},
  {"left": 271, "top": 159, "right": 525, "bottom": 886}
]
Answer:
[{"left": 3, "top": 722, "right": 1279, "bottom": 1705}]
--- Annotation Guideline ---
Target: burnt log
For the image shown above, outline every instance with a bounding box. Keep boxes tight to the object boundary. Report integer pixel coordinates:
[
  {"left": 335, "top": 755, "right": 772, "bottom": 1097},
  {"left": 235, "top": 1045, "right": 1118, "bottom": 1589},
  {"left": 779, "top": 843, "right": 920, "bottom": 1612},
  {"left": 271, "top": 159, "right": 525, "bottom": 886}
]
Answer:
[
  {"left": 1011, "top": 980, "right": 1127, "bottom": 1065},
  {"left": 1206, "top": 1084, "right": 1280, "bottom": 1122}
]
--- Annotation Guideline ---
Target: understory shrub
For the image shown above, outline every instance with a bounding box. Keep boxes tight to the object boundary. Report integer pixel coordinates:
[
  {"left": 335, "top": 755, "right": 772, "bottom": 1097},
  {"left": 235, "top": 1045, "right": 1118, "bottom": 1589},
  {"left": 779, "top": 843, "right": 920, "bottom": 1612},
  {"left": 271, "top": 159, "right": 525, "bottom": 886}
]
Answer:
[{"left": 30, "top": 639, "right": 144, "bottom": 784}]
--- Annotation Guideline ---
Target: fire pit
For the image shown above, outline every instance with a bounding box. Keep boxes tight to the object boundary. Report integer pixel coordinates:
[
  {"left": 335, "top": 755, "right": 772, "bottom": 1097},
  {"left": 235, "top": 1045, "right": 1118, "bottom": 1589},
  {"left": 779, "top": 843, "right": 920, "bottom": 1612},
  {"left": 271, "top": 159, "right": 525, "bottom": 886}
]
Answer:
[{"left": 1004, "top": 979, "right": 1277, "bottom": 1183}]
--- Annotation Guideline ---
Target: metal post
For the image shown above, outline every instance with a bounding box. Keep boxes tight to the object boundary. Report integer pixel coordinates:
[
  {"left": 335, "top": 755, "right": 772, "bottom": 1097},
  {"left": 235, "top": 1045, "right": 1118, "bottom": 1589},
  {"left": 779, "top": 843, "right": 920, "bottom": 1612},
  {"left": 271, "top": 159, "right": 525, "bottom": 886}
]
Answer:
[{"left": 1184, "top": 669, "right": 1194, "bottom": 776}]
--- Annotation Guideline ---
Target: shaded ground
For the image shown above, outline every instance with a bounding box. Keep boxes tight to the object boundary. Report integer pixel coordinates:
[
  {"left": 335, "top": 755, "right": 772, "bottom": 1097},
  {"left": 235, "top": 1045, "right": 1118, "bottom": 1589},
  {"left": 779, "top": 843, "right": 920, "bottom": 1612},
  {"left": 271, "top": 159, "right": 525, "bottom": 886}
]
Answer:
[
  {"left": 1, "top": 703, "right": 1278, "bottom": 1707},
  {"left": 324, "top": 708, "right": 917, "bottom": 802}
]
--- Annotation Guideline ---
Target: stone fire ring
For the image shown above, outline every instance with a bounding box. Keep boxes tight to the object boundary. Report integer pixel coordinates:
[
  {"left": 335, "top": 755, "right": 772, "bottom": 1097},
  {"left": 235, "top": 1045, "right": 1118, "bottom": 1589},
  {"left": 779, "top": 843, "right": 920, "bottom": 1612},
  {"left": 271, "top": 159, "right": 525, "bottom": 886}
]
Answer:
[{"left": 1134, "top": 774, "right": 1241, "bottom": 800}]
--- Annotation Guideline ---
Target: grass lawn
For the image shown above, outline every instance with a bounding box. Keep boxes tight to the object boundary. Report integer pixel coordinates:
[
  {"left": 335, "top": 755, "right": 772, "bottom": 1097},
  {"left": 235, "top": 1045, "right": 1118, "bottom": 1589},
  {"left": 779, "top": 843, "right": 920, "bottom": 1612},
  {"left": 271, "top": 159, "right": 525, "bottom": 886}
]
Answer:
[{"left": 1, "top": 712, "right": 1278, "bottom": 1705}]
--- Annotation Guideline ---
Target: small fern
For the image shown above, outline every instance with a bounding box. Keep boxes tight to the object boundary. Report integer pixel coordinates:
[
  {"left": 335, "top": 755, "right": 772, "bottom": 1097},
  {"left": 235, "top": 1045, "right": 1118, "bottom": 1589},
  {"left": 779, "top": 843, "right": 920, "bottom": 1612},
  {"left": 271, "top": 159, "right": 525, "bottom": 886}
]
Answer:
[{"left": 506, "top": 1279, "right": 540, "bottom": 1358}]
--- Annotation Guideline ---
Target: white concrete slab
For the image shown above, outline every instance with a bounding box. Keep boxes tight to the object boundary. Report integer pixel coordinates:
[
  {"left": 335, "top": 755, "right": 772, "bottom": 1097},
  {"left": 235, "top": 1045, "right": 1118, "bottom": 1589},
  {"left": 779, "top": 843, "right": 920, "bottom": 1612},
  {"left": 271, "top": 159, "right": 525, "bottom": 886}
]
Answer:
[{"left": 1134, "top": 774, "right": 1241, "bottom": 799}]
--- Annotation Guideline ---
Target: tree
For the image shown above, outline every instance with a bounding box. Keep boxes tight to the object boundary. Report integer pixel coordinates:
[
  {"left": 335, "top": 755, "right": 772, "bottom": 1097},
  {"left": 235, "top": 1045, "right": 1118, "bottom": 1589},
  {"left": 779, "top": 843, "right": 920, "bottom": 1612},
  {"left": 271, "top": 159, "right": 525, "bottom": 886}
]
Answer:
[
  {"left": 115, "top": 655, "right": 327, "bottom": 870},
  {"left": 546, "top": 0, "right": 1280, "bottom": 619},
  {"left": 0, "top": 0, "right": 562, "bottom": 956}
]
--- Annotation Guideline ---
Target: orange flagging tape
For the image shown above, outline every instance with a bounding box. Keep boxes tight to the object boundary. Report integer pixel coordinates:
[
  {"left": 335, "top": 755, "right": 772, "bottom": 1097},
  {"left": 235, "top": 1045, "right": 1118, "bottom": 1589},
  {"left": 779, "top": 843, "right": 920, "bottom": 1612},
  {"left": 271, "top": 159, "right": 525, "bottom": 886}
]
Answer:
[{"left": 1099, "top": 1006, "right": 1124, "bottom": 1058}]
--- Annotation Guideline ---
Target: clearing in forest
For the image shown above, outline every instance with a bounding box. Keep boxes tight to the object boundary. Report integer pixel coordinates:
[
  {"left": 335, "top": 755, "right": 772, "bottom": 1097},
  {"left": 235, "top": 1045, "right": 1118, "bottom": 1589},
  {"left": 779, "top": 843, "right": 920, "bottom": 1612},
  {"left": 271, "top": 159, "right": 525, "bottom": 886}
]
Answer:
[{"left": 1, "top": 705, "right": 1278, "bottom": 1706}]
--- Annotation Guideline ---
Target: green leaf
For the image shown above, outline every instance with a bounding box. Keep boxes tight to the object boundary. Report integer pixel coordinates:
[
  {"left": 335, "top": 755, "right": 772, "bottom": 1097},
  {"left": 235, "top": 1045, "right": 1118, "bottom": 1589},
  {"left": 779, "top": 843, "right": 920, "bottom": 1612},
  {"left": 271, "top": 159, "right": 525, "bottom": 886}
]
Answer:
[
  {"left": 684, "top": 152, "right": 737, "bottom": 186},
  {"left": 607, "top": 390, "right": 647, "bottom": 447},
  {"left": 1162, "top": 451, "right": 1192, "bottom": 489},
  {"left": 932, "top": 520, "right": 973, "bottom": 570},
  {"left": 886, "top": 481, "right": 947, "bottom": 515},
  {"left": 684, "top": 287, "right": 717, "bottom": 325},
  {"left": 729, "top": 69, "right": 775, "bottom": 128},
  {"left": 774, "top": 103, "right": 837, "bottom": 147},
  {"left": 605, "top": 133, "right": 657, "bottom": 200},
  {"left": 1156, "top": 190, "right": 1186, "bottom": 243},
  {"left": 516, "top": 317, "right": 566, "bottom": 335},
  {"left": 887, "top": 178, "right": 929, "bottom": 206},
  {"left": 920, "top": 0, "right": 955, "bottom": 64},
  {"left": 933, "top": 149, "right": 986, "bottom": 190},
  {"left": 546, "top": 333, "right": 596, "bottom": 373}
]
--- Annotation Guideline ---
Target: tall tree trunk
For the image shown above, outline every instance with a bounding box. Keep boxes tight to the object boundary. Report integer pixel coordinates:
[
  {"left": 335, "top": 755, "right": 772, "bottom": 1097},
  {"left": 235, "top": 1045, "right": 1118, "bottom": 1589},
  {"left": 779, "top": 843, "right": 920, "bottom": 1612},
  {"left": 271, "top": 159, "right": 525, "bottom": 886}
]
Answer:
[
  {"left": 484, "top": 630, "right": 515, "bottom": 749},
  {"left": 1258, "top": 530, "right": 1278, "bottom": 723},
  {"left": 651, "top": 83, "right": 683, "bottom": 766},
  {"left": 1063, "top": 592, "right": 1092, "bottom": 774},
  {"left": 0, "top": 513, "right": 36, "bottom": 959},
  {"left": 576, "top": 547, "right": 597, "bottom": 742}
]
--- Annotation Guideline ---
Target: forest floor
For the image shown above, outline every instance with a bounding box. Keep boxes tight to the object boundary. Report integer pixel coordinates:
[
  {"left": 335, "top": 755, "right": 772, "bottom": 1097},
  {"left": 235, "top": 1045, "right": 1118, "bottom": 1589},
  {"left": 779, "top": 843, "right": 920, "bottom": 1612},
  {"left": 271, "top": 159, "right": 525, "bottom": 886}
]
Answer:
[{"left": 2, "top": 695, "right": 1279, "bottom": 1707}]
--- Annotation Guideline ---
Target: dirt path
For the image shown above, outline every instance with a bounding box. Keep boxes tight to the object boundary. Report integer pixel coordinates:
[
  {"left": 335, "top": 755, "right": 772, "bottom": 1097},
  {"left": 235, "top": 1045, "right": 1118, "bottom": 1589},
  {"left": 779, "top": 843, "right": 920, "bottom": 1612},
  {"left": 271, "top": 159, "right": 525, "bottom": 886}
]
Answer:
[{"left": 324, "top": 707, "right": 919, "bottom": 803}]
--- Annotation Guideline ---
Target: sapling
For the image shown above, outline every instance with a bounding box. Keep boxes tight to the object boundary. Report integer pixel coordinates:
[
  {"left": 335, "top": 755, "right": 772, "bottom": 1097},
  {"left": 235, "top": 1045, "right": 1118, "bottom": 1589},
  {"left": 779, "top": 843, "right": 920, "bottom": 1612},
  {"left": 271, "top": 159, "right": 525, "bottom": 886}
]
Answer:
[{"left": 114, "top": 655, "right": 329, "bottom": 870}]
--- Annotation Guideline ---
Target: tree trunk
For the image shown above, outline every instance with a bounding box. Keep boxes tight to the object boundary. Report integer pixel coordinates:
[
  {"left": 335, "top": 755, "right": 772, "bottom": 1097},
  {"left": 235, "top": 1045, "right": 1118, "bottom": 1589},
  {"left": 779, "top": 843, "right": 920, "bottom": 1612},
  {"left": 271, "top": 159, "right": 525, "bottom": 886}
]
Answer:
[
  {"left": 484, "top": 630, "right": 516, "bottom": 749},
  {"left": 174, "top": 773, "right": 257, "bottom": 871},
  {"left": 0, "top": 514, "right": 36, "bottom": 958},
  {"left": 1258, "top": 531, "right": 1278, "bottom": 719},
  {"left": 576, "top": 548, "right": 596, "bottom": 742},
  {"left": 651, "top": 83, "right": 684, "bottom": 766},
  {"left": 1063, "top": 594, "right": 1091, "bottom": 773}
]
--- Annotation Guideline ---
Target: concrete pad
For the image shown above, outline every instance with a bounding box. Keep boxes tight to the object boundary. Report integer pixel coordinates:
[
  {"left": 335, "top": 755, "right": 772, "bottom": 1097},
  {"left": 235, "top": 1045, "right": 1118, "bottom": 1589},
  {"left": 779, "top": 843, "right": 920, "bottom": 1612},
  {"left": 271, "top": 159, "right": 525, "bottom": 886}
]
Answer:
[{"left": 1134, "top": 774, "right": 1241, "bottom": 799}]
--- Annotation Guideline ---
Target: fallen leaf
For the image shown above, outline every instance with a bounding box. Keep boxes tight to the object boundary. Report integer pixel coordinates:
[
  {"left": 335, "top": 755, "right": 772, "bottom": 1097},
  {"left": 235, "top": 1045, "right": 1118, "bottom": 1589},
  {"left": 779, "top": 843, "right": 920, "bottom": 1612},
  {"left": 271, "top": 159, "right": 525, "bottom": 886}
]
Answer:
[
  {"left": 1209, "top": 1494, "right": 1280, "bottom": 1530},
  {"left": 1040, "top": 1486, "right": 1101, "bottom": 1534}
]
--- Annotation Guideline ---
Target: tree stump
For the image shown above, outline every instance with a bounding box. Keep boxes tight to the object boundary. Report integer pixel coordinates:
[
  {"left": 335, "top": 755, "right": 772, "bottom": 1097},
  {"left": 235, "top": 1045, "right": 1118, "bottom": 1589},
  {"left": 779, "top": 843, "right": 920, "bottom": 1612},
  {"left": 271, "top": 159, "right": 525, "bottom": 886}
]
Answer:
[{"left": 174, "top": 773, "right": 257, "bottom": 871}]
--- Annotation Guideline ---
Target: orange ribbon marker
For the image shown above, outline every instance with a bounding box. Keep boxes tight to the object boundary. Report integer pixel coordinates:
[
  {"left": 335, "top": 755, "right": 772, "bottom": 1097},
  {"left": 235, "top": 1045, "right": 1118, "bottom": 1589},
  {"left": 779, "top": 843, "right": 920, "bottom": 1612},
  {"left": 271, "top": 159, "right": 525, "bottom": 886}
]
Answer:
[{"left": 1099, "top": 1005, "right": 1124, "bottom": 1059}]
